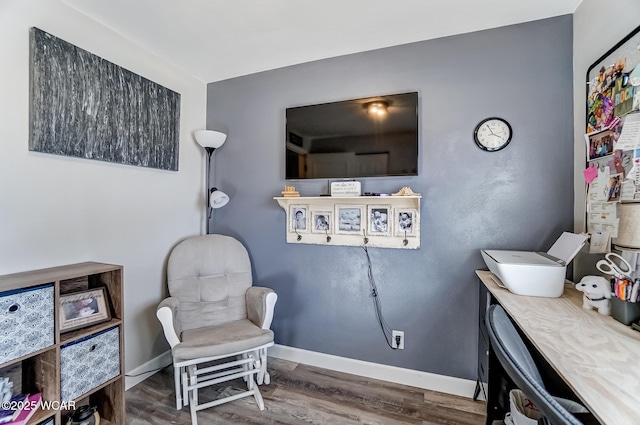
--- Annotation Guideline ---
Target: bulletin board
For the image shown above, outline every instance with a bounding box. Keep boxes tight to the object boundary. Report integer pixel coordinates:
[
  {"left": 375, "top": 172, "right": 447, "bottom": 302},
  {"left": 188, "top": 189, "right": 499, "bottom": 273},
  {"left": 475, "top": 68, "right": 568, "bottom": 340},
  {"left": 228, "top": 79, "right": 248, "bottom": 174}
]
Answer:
[{"left": 584, "top": 24, "right": 640, "bottom": 251}]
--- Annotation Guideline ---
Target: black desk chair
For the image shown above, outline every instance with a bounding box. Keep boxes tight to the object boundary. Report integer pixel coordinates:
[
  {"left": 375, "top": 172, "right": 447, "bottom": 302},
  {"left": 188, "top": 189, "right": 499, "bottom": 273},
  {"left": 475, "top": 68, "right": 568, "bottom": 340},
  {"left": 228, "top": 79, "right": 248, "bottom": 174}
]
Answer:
[{"left": 486, "top": 305, "right": 590, "bottom": 425}]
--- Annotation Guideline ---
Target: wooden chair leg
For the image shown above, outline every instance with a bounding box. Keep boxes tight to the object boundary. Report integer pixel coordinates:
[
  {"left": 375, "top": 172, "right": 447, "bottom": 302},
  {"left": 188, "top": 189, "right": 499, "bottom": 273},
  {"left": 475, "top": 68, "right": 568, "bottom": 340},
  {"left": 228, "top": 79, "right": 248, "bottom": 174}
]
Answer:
[
  {"left": 174, "top": 365, "right": 182, "bottom": 409},
  {"left": 258, "top": 348, "right": 270, "bottom": 385},
  {"left": 242, "top": 352, "right": 249, "bottom": 382},
  {"left": 188, "top": 364, "right": 198, "bottom": 406},
  {"left": 182, "top": 367, "right": 189, "bottom": 407},
  {"left": 188, "top": 364, "right": 199, "bottom": 425},
  {"left": 189, "top": 387, "right": 198, "bottom": 425},
  {"left": 250, "top": 376, "right": 265, "bottom": 410}
]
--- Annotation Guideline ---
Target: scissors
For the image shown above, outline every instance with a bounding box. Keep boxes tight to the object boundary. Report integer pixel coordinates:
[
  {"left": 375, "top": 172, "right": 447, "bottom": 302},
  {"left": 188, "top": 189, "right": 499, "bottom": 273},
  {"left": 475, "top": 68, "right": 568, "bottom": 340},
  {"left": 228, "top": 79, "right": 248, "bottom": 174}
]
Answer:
[{"left": 596, "top": 253, "right": 632, "bottom": 279}]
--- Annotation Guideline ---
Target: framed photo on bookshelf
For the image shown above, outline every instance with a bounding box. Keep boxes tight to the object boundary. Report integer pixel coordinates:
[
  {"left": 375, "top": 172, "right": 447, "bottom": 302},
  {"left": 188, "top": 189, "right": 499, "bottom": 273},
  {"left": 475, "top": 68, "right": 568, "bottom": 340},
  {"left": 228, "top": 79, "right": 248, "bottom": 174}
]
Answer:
[
  {"left": 335, "top": 205, "right": 364, "bottom": 234},
  {"left": 394, "top": 208, "right": 419, "bottom": 237},
  {"left": 311, "top": 211, "right": 332, "bottom": 234},
  {"left": 59, "top": 288, "right": 111, "bottom": 333},
  {"left": 289, "top": 205, "right": 310, "bottom": 233},
  {"left": 367, "top": 205, "right": 391, "bottom": 236}
]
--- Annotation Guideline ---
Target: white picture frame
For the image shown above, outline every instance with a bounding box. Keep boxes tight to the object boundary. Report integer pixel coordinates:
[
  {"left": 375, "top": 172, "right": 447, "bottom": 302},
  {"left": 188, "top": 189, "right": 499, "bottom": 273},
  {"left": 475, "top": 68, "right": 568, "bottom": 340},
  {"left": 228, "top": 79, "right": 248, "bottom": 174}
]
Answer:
[
  {"left": 311, "top": 211, "right": 332, "bottom": 234},
  {"left": 394, "top": 208, "right": 418, "bottom": 237},
  {"left": 335, "top": 205, "right": 364, "bottom": 234},
  {"left": 289, "top": 205, "right": 310, "bottom": 233},
  {"left": 366, "top": 205, "right": 391, "bottom": 236}
]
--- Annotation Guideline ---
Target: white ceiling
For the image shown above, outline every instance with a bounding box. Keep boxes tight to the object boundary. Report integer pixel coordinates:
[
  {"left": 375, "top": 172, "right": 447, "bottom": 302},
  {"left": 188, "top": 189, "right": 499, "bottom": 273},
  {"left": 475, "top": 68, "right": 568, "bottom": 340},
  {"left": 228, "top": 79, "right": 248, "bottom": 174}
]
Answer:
[{"left": 62, "top": 0, "right": 582, "bottom": 83}]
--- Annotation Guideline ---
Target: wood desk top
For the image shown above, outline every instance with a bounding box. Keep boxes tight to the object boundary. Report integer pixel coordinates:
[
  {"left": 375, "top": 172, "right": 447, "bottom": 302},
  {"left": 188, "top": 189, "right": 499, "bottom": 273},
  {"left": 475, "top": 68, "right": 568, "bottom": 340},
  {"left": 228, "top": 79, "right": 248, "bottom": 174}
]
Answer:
[{"left": 476, "top": 270, "right": 640, "bottom": 425}]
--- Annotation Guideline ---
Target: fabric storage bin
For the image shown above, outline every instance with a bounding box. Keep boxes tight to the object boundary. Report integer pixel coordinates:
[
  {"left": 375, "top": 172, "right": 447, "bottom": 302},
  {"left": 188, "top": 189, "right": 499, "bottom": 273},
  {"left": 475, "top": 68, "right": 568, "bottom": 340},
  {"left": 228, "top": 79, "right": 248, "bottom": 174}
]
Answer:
[
  {"left": 0, "top": 284, "right": 54, "bottom": 364},
  {"left": 60, "top": 327, "right": 120, "bottom": 401}
]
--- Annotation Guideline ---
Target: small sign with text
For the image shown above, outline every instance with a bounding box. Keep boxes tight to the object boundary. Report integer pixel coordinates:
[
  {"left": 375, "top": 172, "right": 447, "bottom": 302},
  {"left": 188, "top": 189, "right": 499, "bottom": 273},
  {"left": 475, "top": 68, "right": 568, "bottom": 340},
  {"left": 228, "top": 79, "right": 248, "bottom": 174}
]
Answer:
[{"left": 330, "top": 181, "right": 361, "bottom": 197}]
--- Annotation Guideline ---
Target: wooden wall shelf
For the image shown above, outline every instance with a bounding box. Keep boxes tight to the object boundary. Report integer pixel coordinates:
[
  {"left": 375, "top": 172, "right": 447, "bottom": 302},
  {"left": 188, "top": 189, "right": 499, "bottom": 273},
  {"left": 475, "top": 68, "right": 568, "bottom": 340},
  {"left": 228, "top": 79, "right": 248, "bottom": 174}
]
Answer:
[{"left": 275, "top": 195, "right": 421, "bottom": 249}]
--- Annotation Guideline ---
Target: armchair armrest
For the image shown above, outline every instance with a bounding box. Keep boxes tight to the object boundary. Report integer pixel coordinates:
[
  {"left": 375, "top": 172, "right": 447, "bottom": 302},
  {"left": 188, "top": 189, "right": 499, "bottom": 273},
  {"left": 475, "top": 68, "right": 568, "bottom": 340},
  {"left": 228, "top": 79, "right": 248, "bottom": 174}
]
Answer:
[
  {"left": 156, "top": 297, "right": 181, "bottom": 348},
  {"left": 246, "top": 287, "right": 277, "bottom": 329}
]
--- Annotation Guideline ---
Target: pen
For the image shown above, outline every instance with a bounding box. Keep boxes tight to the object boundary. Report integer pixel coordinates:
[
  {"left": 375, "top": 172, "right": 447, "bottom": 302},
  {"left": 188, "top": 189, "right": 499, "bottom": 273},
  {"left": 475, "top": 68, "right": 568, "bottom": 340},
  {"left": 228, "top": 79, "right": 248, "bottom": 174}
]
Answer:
[
  {"left": 626, "top": 281, "right": 631, "bottom": 301},
  {"left": 625, "top": 280, "right": 631, "bottom": 301},
  {"left": 632, "top": 279, "right": 640, "bottom": 303}
]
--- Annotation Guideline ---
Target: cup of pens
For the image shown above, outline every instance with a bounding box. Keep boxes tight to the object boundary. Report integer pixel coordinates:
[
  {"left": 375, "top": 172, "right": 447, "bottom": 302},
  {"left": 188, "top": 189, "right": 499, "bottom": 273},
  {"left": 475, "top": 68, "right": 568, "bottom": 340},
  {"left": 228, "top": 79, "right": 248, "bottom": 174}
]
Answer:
[{"left": 610, "top": 277, "right": 640, "bottom": 325}]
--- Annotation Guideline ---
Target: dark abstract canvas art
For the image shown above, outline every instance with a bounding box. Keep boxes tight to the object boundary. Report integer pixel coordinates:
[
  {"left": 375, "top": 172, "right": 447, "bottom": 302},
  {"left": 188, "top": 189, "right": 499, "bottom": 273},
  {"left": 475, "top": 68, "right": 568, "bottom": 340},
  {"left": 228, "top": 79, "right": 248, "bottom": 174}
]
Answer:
[{"left": 29, "top": 27, "right": 181, "bottom": 171}]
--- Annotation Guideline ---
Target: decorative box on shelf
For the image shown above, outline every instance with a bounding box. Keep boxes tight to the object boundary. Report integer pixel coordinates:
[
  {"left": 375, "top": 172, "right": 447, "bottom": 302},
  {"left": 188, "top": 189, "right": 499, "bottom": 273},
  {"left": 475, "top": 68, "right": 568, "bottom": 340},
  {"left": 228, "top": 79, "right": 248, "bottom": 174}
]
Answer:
[
  {"left": 281, "top": 185, "right": 300, "bottom": 197},
  {"left": 60, "top": 326, "right": 120, "bottom": 401},
  {"left": 0, "top": 284, "right": 54, "bottom": 364},
  {"left": 274, "top": 192, "right": 421, "bottom": 249}
]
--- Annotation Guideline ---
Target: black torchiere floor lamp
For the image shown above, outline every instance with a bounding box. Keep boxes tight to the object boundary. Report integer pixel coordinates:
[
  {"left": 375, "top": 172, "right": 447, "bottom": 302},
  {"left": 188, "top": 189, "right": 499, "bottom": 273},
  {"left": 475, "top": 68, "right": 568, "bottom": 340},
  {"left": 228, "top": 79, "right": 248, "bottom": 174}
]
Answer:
[{"left": 195, "top": 130, "right": 229, "bottom": 234}]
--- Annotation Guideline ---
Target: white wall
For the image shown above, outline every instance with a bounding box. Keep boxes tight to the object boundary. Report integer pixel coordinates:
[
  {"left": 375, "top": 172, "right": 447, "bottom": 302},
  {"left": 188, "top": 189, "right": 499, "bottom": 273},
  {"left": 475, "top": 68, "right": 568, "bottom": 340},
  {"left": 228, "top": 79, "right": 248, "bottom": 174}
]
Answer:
[
  {"left": 573, "top": 0, "right": 640, "bottom": 231},
  {"left": 0, "top": 0, "right": 207, "bottom": 375}
]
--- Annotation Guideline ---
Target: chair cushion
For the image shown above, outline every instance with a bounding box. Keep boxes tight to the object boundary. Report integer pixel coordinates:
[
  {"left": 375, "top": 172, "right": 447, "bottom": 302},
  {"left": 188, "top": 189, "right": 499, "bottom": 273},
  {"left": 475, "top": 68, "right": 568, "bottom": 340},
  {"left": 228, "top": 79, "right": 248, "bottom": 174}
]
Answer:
[
  {"left": 168, "top": 235, "right": 253, "bottom": 333},
  {"left": 173, "top": 319, "right": 274, "bottom": 360}
]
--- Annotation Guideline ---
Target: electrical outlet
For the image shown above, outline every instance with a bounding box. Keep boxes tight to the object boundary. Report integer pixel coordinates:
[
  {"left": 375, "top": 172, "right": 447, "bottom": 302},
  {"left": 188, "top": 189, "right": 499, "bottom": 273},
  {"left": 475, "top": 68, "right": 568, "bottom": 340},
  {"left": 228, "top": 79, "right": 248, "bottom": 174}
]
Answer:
[{"left": 392, "top": 330, "right": 404, "bottom": 350}]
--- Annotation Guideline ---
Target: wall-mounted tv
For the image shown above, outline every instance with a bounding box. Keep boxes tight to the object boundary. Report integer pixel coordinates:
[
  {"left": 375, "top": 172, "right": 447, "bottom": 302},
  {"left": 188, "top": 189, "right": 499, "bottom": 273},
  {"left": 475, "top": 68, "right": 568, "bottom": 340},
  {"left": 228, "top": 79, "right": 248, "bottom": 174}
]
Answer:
[{"left": 285, "top": 92, "right": 418, "bottom": 180}]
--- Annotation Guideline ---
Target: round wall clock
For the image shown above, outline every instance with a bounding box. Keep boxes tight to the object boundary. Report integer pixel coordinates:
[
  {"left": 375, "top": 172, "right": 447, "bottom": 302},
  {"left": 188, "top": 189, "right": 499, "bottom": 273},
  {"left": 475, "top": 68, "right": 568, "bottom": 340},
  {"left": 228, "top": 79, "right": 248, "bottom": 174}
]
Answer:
[{"left": 473, "top": 117, "right": 512, "bottom": 152}]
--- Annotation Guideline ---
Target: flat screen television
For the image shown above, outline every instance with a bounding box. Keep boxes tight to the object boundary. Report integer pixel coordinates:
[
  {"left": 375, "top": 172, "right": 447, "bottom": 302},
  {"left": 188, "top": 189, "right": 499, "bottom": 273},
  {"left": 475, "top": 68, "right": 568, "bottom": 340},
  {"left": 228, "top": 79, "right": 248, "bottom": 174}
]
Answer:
[{"left": 285, "top": 92, "right": 418, "bottom": 180}]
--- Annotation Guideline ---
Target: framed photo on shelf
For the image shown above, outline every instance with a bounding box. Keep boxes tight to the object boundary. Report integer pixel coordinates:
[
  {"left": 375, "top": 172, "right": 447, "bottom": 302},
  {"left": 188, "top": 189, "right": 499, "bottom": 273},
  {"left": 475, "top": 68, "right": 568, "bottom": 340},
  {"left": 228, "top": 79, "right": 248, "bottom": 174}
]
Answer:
[
  {"left": 335, "top": 205, "right": 364, "bottom": 234},
  {"left": 394, "top": 208, "right": 419, "bottom": 237},
  {"left": 367, "top": 205, "right": 391, "bottom": 236},
  {"left": 311, "top": 211, "right": 332, "bottom": 234},
  {"left": 289, "top": 205, "right": 310, "bottom": 233},
  {"left": 59, "top": 288, "right": 111, "bottom": 333}
]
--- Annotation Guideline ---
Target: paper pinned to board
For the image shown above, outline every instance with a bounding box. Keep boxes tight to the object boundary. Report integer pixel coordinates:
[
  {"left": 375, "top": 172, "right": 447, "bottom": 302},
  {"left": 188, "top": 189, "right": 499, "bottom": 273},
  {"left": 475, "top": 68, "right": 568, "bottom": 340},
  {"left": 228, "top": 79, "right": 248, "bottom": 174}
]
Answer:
[
  {"left": 615, "top": 113, "right": 640, "bottom": 150},
  {"left": 587, "top": 200, "right": 618, "bottom": 238},
  {"left": 589, "top": 230, "right": 611, "bottom": 254},
  {"left": 595, "top": 166, "right": 611, "bottom": 201},
  {"left": 621, "top": 180, "right": 638, "bottom": 201},
  {"left": 584, "top": 164, "right": 598, "bottom": 183}
]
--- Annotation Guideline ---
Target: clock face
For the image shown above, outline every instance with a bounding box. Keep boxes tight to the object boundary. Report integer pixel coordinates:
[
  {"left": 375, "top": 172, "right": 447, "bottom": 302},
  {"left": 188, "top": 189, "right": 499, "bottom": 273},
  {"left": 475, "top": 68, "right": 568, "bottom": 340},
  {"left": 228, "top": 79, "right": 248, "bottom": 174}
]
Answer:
[{"left": 474, "top": 118, "right": 512, "bottom": 152}]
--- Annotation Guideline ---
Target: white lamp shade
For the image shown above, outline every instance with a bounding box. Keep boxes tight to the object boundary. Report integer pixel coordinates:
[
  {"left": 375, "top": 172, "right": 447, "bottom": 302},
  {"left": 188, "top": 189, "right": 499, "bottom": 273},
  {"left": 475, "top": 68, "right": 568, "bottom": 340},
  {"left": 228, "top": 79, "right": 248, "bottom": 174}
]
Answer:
[
  {"left": 195, "top": 130, "right": 227, "bottom": 149},
  {"left": 210, "top": 189, "right": 230, "bottom": 208}
]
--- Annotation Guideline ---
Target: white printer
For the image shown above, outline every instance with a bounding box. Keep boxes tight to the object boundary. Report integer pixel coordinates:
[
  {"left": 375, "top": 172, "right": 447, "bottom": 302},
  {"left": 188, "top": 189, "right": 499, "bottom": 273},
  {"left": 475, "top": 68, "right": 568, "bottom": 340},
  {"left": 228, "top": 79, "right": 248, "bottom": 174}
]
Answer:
[{"left": 481, "top": 232, "right": 588, "bottom": 298}]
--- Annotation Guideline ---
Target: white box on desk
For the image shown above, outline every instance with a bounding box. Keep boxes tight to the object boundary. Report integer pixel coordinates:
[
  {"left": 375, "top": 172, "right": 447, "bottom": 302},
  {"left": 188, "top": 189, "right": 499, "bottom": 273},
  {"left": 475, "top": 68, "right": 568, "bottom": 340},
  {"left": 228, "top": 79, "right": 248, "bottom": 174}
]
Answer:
[{"left": 481, "top": 232, "right": 587, "bottom": 298}]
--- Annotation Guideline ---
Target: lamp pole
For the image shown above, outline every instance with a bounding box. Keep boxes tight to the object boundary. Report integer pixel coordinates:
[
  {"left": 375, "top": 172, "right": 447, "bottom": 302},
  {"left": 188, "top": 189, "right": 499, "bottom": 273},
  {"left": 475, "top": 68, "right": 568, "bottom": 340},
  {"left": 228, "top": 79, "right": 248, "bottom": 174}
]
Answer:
[{"left": 204, "top": 147, "right": 215, "bottom": 234}]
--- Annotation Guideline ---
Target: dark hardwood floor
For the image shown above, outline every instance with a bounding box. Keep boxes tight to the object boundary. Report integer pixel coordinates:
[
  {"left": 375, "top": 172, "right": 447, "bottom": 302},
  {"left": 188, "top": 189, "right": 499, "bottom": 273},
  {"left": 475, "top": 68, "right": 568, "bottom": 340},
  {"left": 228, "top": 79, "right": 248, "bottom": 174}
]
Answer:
[{"left": 125, "top": 357, "right": 486, "bottom": 424}]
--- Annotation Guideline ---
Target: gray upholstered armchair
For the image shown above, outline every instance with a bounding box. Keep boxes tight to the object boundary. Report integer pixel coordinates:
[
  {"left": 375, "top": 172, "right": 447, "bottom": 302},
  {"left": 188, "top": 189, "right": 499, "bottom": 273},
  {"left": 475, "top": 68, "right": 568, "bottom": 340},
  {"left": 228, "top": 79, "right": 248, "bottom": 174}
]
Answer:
[{"left": 156, "top": 235, "right": 277, "bottom": 425}]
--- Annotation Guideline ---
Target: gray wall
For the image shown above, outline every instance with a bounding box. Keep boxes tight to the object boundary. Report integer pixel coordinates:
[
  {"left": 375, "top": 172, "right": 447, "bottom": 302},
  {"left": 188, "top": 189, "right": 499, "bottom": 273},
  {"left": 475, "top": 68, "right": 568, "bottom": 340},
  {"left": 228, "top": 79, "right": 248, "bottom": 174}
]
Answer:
[{"left": 205, "top": 16, "right": 574, "bottom": 381}]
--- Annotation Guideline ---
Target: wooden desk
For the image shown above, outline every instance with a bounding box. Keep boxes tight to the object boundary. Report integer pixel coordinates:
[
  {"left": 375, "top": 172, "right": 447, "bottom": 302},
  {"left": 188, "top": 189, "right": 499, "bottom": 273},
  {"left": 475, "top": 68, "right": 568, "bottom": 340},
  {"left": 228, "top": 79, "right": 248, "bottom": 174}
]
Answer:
[{"left": 476, "top": 270, "right": 640, "bottom": 425}]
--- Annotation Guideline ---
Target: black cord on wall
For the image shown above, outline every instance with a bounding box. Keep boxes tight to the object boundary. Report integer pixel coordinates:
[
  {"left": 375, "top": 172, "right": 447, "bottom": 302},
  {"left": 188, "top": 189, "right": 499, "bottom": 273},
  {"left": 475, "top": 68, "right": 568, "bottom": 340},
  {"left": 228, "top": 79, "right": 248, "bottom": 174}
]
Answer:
[{"left": 362, "top": 245, "right": 397, "bottom": 349}]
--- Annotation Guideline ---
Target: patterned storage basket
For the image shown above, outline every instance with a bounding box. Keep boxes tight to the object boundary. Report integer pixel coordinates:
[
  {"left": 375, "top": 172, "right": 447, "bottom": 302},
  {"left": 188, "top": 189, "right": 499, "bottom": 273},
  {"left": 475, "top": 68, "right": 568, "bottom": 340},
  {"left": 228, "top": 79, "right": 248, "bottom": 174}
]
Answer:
[
  {"left": 60, "top": 327, "right": 120, "bottom": 401},
  {"left": 0, "top": 284, "right": 54, "bottom": 364}
]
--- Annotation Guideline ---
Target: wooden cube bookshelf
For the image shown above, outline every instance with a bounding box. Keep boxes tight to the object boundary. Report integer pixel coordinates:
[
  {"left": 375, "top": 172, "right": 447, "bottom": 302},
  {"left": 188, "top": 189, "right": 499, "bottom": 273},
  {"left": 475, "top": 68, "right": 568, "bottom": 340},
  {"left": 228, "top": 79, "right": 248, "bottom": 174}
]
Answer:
[{"left": 0, "top": 262, "right": 125, "bottom": 424}]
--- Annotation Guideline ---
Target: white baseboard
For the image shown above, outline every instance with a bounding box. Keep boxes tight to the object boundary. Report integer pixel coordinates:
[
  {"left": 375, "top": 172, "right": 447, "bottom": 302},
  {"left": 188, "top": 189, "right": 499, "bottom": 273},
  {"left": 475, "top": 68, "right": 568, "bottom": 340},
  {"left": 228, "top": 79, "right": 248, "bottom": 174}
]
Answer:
[
  {"left": 125, "top": 345, "right": 481, "bottom": 400},
  {"left": 269, "top": 344, "right": 478, "bottom": 399},
  {"left": 125, "top": 350, "right": 173, "bottom": 390}
]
